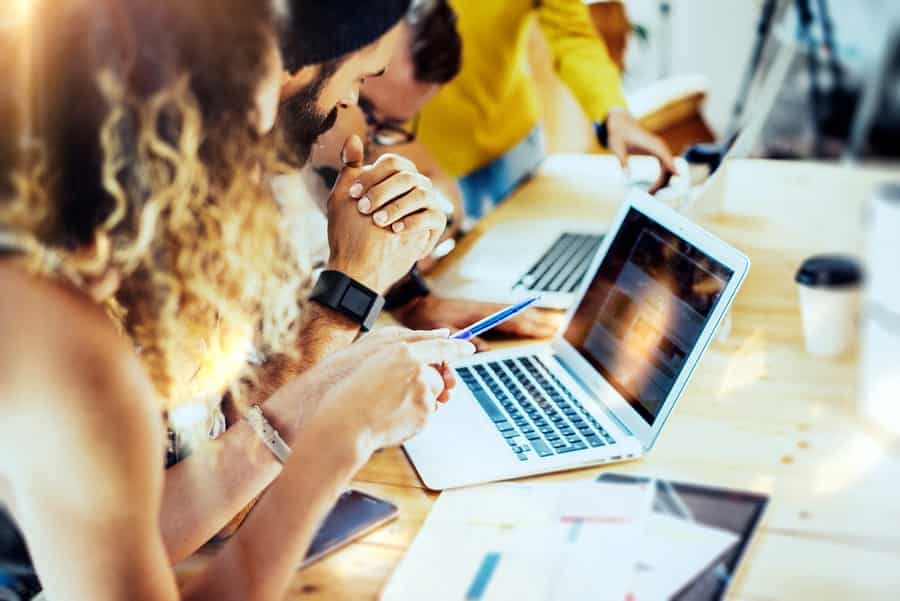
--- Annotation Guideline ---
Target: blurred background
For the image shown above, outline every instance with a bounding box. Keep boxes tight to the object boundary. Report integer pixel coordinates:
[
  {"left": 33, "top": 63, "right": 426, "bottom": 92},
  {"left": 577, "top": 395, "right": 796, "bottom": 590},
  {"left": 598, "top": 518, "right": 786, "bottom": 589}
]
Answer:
[{"left": 533, "top": 0, "right": 900, "bottom": 163}]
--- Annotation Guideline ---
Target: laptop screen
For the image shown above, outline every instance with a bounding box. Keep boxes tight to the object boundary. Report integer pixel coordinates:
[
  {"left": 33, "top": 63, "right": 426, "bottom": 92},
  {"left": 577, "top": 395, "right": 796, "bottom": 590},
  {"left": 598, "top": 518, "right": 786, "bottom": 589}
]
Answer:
[{"left": 564, "top": 208, "right": 734, "bottom": 425}]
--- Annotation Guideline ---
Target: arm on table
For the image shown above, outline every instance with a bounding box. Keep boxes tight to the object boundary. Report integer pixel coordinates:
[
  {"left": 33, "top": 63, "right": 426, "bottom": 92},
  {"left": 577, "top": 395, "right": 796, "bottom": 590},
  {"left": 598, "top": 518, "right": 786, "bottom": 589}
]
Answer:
[
  {"left": 159, "top": 324, "right": 456, "bottom": 562},
  {"left": 182, "top": 336, "right": 473, "bottom": 601}
]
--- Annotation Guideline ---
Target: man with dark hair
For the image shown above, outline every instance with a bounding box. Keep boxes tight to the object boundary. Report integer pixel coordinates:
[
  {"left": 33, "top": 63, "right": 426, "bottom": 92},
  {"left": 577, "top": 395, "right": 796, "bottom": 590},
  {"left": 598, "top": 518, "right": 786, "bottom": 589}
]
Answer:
[
  {"left": 304, "top": 0, "right": 563, "bottom": 348},
  {"left": 269, "top": 0, "right": 455, "bottom": 376},
  {"left": 153, "top": 0, "right": 459, "bottom": 565}
]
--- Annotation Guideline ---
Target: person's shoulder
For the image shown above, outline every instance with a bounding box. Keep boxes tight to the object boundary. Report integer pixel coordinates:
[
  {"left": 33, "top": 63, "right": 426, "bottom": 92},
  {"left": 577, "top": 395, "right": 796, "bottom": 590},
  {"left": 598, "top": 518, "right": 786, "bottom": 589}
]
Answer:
[
  {"left": 0, "top": 262, "right": 163, "bottom": 484},
  {"left": 0, "top": 263, "right": 155, "bottom": 426},
  {"left": 0, "top": 262, "right": 124, "bottom": 367}
]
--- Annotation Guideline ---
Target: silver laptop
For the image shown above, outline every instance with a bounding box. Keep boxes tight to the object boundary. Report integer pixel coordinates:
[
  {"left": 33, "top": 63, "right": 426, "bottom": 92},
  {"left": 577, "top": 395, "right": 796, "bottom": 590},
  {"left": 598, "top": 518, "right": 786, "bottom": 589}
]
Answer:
[
  {"left": 433, "top": 219, "right": 607, "bottom": 309},
  {"left": 405, "top": 190, "right": 750, "bottom": 490},
  {"left": 431, "top": 156, "right": 690, "bottom": 310}
]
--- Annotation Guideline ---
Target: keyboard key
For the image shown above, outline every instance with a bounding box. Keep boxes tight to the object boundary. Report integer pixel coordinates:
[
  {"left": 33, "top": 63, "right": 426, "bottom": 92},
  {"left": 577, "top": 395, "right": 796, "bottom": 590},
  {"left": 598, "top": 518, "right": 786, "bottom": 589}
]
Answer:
[
  {"left": 530, "top": 439, "right": 554, "bottom": 457},
  {"left": 586, "top": 435, "right": 605, "bottom": 447},
  {"left": 468, "top": 386, "right": 507, "bottom": 423},
  {"left": 551, "top": 440, "right": 568, "bottom": 449},
  {"left": 517, "top": 453, "right": 528, "bottom": 461},
  {"left": 522, "top": 426, "right": 536, "bottom": 435},
  {"left": 526, "top": 433, "right": 542, "bottom": 441},
  {"left": 497, "top": 421, "right": 514, "bottom": 432},
  {"left": 557, "top": 441, "right": 587, "bottom": 453},
  {"left": 546, "top": 433, "right": 561, "bottom": 442},
  {"left": 566, "top": 434, "right": 582, "bottom": 444},
  {"left": 502, "top": 430, "right": 518, "bottom": 439}
]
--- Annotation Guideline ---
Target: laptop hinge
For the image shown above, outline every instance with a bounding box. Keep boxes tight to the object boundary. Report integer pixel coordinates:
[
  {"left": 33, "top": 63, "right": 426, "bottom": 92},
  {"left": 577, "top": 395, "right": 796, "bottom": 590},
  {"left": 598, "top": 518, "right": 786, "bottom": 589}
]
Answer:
[{"left": 552, "top": 354, "right": 635, "bottom": 440}]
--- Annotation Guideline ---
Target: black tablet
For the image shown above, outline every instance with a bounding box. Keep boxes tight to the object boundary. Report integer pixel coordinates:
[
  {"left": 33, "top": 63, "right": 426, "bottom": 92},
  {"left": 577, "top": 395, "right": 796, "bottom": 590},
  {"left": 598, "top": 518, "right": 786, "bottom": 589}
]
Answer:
[{"left": 597, "top": 473, "right": 769, "bottom": 601}]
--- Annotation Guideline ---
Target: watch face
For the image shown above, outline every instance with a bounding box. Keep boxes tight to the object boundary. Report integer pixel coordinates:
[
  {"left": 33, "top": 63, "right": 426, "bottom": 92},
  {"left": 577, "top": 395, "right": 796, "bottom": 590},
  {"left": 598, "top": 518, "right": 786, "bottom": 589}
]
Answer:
[{"left": 341, "top": 285, "right": 375, "bottom": 316}]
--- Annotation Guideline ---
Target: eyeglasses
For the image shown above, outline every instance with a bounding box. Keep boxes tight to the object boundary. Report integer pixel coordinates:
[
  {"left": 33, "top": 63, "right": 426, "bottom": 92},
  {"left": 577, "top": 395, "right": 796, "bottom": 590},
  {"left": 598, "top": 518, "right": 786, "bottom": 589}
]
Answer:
[{"left": 359, "top": 96, "right": 419, "bottom": 147}]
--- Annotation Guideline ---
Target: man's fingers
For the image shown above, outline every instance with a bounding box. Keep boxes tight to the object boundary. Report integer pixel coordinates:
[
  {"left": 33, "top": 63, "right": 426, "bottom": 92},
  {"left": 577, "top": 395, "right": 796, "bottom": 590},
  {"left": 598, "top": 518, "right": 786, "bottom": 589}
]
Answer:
[
  {"left": 365, "top": 175, "right": 432, "bottom": 220},
  {"left": 391, "top": 209, "right": 446, "bottom": 241},
  {"left": 407, "top": 338, "right": 476, "bottom": 365},
  {"left": 349, "top": 154, "right": 418, "bottom": 198}
]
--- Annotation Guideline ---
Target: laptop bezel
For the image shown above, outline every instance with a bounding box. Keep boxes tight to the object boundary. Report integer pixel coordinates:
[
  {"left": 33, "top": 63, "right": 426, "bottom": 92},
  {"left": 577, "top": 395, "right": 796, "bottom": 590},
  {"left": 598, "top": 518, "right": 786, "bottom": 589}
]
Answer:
[{"left": 549, "top": 190, "right": 751, "bottom": 451}]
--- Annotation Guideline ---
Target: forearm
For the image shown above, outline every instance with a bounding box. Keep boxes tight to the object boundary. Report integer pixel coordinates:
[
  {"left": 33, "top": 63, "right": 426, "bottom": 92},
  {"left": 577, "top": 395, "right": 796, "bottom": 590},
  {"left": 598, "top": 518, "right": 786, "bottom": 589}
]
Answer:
[
  {"left": 182, "top": 418, "right": 366, "bottom": 601},
  {"left": 160, "top": 420, "right": 282, "bottom": 562},
  {"left": 161, "top": 363, "right": 344, "bottom": 562},
  {"left": 246, "top": 302, "right": 360, "bottom": 404}
]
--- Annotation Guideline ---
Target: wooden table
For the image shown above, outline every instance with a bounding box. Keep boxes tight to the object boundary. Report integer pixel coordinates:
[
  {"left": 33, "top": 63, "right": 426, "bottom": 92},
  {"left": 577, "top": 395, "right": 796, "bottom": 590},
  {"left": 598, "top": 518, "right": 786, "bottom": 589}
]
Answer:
[{"left": 289, "top": 157, "right": 900, "bottom": 600}]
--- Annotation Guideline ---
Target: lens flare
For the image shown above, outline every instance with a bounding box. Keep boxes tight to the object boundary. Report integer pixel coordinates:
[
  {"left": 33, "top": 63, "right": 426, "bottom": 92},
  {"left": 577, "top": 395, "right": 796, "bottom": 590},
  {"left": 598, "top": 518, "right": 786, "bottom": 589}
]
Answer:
[{"left": 1, "top": 0, "right": 33, "bottom": 29}]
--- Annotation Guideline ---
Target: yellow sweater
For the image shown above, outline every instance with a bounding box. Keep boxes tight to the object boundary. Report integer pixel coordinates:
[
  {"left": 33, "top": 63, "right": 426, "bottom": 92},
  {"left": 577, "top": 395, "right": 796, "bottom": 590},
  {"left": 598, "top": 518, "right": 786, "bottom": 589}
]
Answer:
[{"left": 417, "top": 0, "right": 627, "bottom": 178}]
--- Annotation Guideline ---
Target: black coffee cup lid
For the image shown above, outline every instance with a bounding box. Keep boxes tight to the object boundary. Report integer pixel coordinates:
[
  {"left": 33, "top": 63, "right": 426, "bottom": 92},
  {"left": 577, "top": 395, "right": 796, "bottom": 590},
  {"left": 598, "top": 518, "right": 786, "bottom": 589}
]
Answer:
[{"left": 795, "top": 255, "right": 863, "bottom": 288}]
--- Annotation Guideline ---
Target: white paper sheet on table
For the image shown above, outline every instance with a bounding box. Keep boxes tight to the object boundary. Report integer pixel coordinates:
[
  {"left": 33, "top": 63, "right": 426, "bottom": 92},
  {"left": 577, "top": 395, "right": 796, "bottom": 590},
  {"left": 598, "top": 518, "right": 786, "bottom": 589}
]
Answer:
[
  {"left": 629, "top": 513, "right": 740, "bottom": 600},
  {"left": 381, "top": 480, "right": 654, "bottom": 601}
]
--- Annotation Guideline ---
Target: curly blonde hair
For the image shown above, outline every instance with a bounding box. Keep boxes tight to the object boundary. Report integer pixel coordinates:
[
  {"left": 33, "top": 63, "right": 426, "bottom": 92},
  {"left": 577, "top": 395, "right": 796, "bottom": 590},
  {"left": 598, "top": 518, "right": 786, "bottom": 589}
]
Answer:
[{"left": 1, "top": 0, "right": 309, "bottom": 411}]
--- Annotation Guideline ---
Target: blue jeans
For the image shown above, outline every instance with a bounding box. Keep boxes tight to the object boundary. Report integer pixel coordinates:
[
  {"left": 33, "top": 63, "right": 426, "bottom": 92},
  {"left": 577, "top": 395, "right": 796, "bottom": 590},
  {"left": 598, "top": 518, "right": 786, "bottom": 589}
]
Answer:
[{"left": 458, "top": 127, "right": 546, "bottom": 222}]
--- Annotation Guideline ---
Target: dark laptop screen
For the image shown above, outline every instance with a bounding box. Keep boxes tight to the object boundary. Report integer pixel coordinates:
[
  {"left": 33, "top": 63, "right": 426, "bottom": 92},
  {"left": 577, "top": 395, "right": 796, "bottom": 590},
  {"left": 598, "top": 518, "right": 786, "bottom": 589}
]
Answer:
[{"left": 564, "top": 208, "right": 733, "bottom": 425}]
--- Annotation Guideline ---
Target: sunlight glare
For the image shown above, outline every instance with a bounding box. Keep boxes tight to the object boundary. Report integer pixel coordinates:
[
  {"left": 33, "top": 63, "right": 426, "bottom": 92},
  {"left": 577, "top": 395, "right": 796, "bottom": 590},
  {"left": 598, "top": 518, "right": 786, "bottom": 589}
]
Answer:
[{"left": 715, "top": 328, "right": 768, "bottom": 400}]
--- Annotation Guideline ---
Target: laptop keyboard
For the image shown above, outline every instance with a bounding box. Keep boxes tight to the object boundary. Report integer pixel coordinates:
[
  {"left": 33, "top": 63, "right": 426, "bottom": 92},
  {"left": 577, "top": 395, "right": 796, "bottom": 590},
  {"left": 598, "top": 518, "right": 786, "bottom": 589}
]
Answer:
[
  {"left": 456, "top": 356, "right": 616, "bottom": 462},
  {"left": 512, "top": 233, "right": 604, "bottom": 294}
]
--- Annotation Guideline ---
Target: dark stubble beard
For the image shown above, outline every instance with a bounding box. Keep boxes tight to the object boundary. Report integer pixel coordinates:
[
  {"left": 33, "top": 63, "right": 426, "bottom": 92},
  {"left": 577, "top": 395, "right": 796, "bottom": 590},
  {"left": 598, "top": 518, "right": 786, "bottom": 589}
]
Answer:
[{"left": 277, "top": 73, "right": 340, "bottom": 169}]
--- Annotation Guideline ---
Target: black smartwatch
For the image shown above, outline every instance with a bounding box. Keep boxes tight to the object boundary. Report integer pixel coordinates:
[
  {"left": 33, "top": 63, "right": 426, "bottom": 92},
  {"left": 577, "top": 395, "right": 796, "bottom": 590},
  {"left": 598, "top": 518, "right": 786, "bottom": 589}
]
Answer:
[
  {"left": 384, "top": 266, "right": 431, "bottom": 311},
  {"left": 310, "top": 270, "right": 385, "bottom": 332}
]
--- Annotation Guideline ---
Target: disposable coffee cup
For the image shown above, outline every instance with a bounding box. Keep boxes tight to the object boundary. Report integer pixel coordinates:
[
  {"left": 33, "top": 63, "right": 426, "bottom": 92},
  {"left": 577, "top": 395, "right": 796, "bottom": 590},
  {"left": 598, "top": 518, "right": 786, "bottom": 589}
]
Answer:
[{"left": 795, "top": 255, "right": 863, "bottom": 358}]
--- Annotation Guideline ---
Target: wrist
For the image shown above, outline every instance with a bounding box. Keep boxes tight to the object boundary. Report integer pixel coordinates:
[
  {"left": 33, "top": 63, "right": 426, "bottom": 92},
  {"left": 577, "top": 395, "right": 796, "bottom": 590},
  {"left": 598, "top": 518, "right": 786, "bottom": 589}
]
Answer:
[
  {"left": 307, "top": 404, "right": 375, "bottom": 471},
  {"left": 327, "top": 257, "right": 384, "bottom": 293},
  {"left": 391, "top": 292, "right": 431, "bottom": 320}
]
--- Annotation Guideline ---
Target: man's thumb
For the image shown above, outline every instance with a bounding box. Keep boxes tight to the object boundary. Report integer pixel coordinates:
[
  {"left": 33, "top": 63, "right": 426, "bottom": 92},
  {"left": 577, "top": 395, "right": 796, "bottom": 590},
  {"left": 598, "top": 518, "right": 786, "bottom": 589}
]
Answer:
[{"left": 341, "top": 134, "right": 365, "bottom": 168}]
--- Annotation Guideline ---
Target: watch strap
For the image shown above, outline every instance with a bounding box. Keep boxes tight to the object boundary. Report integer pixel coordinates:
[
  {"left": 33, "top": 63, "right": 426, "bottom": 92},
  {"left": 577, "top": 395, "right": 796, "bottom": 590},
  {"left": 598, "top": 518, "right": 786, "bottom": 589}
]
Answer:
[
  {"left": 384, "top": 266, "right": 431, "bottom": 311},
  {"left": 310, "top": 270, "right": 385, "bottom": 332}
]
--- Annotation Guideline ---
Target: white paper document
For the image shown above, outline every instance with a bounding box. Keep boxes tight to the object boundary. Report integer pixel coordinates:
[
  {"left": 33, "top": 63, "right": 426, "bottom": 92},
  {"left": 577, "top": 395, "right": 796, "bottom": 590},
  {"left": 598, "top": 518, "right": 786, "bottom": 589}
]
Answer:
[{"left": 381, "top": 480, "right": 655, "bottom": 601}]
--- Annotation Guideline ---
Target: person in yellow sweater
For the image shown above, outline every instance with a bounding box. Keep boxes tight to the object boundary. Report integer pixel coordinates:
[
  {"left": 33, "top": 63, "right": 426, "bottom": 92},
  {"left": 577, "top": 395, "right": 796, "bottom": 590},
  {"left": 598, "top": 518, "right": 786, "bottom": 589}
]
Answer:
[{"left": 416, "top": 0, "right": 677, "bottom": 219}]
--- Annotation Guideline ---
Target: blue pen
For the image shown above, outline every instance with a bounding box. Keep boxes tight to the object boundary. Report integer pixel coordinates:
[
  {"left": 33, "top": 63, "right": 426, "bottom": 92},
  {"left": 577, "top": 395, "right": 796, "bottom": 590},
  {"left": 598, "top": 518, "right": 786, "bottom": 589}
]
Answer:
[{"left": 452, "top": 296, "right": 541, "bottom": 341}]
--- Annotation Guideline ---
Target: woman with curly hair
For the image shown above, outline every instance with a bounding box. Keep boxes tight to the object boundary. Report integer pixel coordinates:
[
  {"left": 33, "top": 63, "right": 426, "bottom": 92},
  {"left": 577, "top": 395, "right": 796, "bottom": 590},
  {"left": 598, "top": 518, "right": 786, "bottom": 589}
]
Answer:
[{"left": 0, "top": 0, "right": 472, "bottom": 599}]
